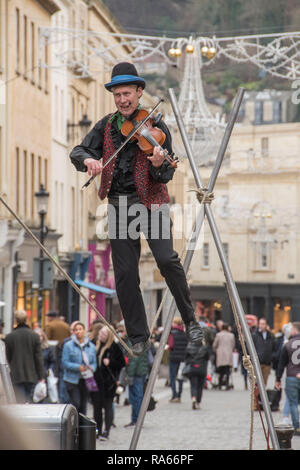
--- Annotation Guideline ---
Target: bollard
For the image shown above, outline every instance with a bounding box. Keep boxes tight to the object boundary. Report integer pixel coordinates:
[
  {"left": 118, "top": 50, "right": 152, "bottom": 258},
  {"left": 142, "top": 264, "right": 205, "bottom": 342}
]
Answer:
[
  {"left": 274, "top": 424, "right": 294, "bottom": 450},
  {"left": 78, "top": 413, "right": 96, "bottom": 450}
]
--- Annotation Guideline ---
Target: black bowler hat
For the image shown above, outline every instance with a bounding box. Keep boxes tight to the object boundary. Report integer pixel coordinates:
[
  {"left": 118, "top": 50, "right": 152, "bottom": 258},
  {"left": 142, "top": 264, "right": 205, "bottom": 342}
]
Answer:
[
  {"left": 46, "top": 311, "right": 59, "bottom": 317},
  {"left": 105, "top": 62, "right": 146, "bottom": 92}
]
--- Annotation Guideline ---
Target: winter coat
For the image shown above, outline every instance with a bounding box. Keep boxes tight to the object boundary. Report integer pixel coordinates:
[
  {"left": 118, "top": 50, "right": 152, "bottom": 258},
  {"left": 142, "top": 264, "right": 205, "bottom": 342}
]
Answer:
[
  {"left": 185, "top": 343, "right": 210, "bottom": 376},
  {"left": 62, "top": 335, "right": 97, "bottom": 384},
  {"left": 276, "top": 333, "right": 300, "bottom": 381},
  {"left": 41, "top": 346, "right": 56, "bottom": 379},
  {"left": 5, "top": 324, "right": 44, "bottom": 384},
  {"left": 127, "top": 350, "right": 148, "bottom": 378},
  {"left": 168, "top": 325, "right": 188, "bottom": 363},
  {"left": 45, "top": 319, "right": 70, "bottom": 346},
  {"left": 213, "top": 330, "right": 235, "bottom": 368},
  {"left": 94, "top": 341, "right": 125, "bottom": 399},
  {"left": 252, "top": 329, "right": 274, "bottom": 365}
]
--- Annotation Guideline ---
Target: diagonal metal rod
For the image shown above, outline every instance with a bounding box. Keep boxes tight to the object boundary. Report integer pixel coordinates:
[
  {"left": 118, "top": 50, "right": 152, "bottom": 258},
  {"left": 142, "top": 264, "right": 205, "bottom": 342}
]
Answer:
[
  {"left": 170, "top": 88, "right": 280, "bottom": 450},
  {"left": 0, "top": 195, "right": 134, "bottom": 358},
  {"left": 129, "top": 87, "right": 245, "bottom": 450}
]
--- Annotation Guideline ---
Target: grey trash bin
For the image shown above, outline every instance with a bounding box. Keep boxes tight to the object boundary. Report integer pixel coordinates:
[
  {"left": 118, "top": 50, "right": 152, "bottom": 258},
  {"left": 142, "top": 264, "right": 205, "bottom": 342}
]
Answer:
[
  {"left": 78, "top": 413, "right": 96, "bottom": 450},
  {"left": 1, "top": 403, "right": 78, "bottom": 450}
]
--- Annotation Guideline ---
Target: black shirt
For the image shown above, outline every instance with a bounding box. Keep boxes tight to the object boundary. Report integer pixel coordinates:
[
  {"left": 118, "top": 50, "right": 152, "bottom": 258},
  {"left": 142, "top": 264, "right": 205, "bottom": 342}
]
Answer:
[{"left": 69, "top": 112, "right": 175, "bottom": 197}]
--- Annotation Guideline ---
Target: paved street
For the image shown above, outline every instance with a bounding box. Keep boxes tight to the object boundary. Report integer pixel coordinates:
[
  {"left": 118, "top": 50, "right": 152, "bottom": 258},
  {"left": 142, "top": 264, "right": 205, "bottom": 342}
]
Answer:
[{"left": 89, "top": 369, "right": 300, "bottom": 451}]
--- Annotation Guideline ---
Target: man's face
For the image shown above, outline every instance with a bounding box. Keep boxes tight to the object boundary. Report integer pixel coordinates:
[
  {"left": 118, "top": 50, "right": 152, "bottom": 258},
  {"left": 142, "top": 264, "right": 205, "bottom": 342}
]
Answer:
[
  {"left": 112, "top": 84, "right": 143, "bottom": 118},
  {"left": 259, "top": 319, "right": 267, "bottom": 332}
]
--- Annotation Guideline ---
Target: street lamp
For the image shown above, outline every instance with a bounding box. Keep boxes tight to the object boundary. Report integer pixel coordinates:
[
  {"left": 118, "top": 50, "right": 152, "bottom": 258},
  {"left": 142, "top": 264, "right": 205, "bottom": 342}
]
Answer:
[
  {"left": 67, "top": 113, "right": 92, "bottom": 141},
  {"left": 35, "top": 184, "right": 49, "bottom": 325}
]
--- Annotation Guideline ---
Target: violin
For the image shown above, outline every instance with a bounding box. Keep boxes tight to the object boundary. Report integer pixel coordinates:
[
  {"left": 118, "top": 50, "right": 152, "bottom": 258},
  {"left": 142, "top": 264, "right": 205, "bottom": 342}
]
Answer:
[
  {"left": 82, "top": 99, "right": 178, "bottom": 190},
  {"left": 121, "top": 108, "right": 178, "bottom": 168}
]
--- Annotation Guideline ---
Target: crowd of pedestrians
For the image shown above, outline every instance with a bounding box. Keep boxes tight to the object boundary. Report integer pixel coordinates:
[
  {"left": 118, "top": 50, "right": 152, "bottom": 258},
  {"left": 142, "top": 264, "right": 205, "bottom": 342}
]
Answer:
[
  {"left": 1, "top": 309, "right": 155, "bottom": 442},
  {"left": 1, "top": 308, "right": 300, "bottom": 439}
]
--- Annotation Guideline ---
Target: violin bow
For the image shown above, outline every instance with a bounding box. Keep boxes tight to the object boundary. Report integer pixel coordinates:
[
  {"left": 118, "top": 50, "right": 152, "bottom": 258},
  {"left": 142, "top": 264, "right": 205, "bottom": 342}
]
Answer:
[{"left": 81, "top": 98, "right": 164, "bottom": 190}]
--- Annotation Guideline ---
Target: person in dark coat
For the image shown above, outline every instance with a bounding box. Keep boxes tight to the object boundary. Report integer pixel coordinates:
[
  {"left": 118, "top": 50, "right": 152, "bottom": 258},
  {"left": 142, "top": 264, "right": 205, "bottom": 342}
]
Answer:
[
  {"left": 90, "top": 326, "right": 125, "bottom": 440},
  {"left": 252, "top": 317, "right": 275, "bottom": 386},
  {"left": 185, "top": 341, "right": 210, "bottom": 409},
  {"left": 168, "top": 317, "right": 188, "bottom": 403},
  {"left": 124, "top": 343, "right": 149, "bottom": 428},
  {"left": 5, "top": 310, "right": 45, "bottom": 403},
  {"left": 34, "top": 328, "right": 56, "bottom": 379}
]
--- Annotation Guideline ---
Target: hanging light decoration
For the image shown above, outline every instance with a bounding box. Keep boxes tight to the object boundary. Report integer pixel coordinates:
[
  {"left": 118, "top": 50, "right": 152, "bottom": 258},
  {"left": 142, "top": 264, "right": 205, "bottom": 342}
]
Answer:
[{"left": 186, "top": 44, "right": 194, "bottom": 54}]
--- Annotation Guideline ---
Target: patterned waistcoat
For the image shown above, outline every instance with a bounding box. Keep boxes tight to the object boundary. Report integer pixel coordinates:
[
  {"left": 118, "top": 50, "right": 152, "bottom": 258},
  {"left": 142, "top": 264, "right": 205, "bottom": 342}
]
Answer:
[{"left": 98, "top": 119, "right": 170, "bottom": 210}]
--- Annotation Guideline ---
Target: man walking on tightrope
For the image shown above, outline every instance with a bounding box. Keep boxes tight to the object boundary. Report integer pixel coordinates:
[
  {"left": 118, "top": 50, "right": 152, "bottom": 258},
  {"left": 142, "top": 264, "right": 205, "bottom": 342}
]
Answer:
[{"left": 70, "top": 62, "right": 203, "bottom": 356}]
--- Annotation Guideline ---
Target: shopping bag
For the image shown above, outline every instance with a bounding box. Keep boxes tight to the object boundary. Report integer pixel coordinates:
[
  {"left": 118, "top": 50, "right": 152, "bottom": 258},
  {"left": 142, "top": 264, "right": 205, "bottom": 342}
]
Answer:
[
  {"left": 33, "top": 381, "right": 47, "bottom": 403},
  {"left": 47, "top": 369, "right": 59, "bottom": 403}
]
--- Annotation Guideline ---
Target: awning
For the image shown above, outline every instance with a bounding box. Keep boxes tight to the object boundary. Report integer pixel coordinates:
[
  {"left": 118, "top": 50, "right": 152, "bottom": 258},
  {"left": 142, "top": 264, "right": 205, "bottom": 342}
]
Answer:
[{"left": 75, "top": 280, "right": 116, "bottom": 298}]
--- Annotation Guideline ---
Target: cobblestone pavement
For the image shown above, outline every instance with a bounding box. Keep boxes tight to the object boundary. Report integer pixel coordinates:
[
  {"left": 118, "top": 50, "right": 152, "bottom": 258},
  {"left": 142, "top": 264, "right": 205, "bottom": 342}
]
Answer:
[{"left": 89, "top": 369, "right": 300, "bottom": 451}]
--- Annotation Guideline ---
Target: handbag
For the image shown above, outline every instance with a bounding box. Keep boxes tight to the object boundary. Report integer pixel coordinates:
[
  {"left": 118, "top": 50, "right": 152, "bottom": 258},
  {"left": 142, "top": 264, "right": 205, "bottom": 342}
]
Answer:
[
  {"left": 177, "top": 362, "right": 188, "bottom": 382},
  {"left": 81, "top": 368, "right": 99, "bottom": 392},
  {"left": 181, "top": 363, "right": 193, "bottom": 378},
  {"left": 81, "top": 349, "right": 99, "bottom": 392}
]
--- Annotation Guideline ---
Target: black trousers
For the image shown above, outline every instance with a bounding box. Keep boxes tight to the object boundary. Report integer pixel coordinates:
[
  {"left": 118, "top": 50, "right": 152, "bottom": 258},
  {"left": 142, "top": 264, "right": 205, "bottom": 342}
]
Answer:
[
  {"left": 189, "top": 374, "right": 206, "bottom": 403},
  {"left": 65, "top": 379, "right": 89, "bottom": 415},
  {"left": 108, "top": 202, "right": 195, "bottom": 345},
  {"left": 217, "top": 366, "right": 231, "bottom": 388},
  {"left": 90, "top": 391, "right": 114, "bottom": 435}
]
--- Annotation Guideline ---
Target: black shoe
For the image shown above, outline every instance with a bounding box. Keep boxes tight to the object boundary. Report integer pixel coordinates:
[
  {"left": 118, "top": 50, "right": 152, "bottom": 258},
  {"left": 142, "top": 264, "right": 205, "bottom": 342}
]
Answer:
[
  {"left": 124, "top": 422, "right": 136, "bottom": 428},
  {"left": 185, "top": 320, "right": 203, "bottom": 345},
  {"left": 132, "top": 339, "right": 151, "bottom": 357}
]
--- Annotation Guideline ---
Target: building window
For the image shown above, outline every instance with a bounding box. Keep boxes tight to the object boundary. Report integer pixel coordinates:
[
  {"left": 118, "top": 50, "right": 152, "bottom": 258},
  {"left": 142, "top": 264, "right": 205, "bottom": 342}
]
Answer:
[
  {"left": 23, "top": 15, "right": 27, "bottom": 77},
  {"left": 253, "top": 241, "right": 272, "bottom": 270},
  {"left": 260, "top": 242, "right": 268, "bottom": 268},
  {"left": 31, "top": 153, "right": 35, "bottom": 220},
  {"left": 38, "top": 156, "right": 42, "bottom": 187},
  {"left": 16, "top": 8, "right": 20, "bottom": 72},
  {"left": 24, "top": 150, "right": 27, "bottom": 218},
  {"left": 273, "top": 101, "right": 282, "bottom": 123},
  {"left": 222, "top": 243, "right": 229, "bottom": 261},
  {"left": 254, "top": 101, "right": 263, "bottom": 125},
  {"left": 203, "top": 243, "right": 209, "bottom": 268},
  {"left": 261, "top": 137, "right": 269, "bottom": 157},
  {"left": 16, "top": 147, "right": 20, "bottom": 213},
  {"left": 30, "top": 21, "right": 35, "bottom": 83}
]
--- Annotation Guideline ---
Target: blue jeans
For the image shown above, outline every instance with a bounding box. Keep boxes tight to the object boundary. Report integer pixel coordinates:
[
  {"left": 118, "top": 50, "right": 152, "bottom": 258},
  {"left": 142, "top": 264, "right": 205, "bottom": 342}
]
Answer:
[
  {"left": 169, "top": 361, "right": 183, "bottom": 399},
  {"left": 285, "top": 377, "right": 300, "bottom": 429},
  {"left": 129, "top": 376, "right": 146, "bottom": 424}
]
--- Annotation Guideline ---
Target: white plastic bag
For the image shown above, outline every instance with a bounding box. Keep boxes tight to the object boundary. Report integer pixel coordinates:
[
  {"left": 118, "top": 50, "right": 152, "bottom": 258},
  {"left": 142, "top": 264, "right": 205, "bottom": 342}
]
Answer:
[
  {"left": 33, "top": 381, "right": 47, "bottom": 403},
  {"left": 233, "top": 351, "right": 239, "bottom": 370},
  {"left": 47, "top": 369, "right": 59, "bottom": 403}
]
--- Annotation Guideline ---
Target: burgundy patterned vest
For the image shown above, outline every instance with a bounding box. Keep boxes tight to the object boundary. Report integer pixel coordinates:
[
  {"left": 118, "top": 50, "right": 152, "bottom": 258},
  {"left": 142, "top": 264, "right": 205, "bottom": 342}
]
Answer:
[{"left": 98, "top": 119, "right": 170, "bottom": 210}]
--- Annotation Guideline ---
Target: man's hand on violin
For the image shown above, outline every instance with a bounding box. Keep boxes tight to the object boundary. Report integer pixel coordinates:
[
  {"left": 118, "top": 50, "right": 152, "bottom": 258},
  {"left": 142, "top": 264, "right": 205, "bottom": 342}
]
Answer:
[
  {"left": 147, "top": 146, "right": 165, "bottom": 168},
  {"left": 84, "top": 158, "right": 103, "bottom": 177}
]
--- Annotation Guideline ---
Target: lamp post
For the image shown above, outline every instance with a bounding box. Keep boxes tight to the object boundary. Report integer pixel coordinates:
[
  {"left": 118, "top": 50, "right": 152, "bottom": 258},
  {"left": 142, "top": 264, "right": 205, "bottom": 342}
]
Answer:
[
  {"left": 35, "top": 184, "right": 49, "bottom": 326},
  {"left": 67, "top": 113, "right": 92, "bottom": 141}
]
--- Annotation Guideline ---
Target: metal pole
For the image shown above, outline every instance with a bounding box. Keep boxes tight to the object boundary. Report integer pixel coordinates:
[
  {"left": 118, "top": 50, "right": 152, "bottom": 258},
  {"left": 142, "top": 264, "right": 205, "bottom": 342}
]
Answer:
[
  {"left": 38, "top": 211, "right": 45, "bottom": 326},
  {"left": 0, "top": 340, "right": 16, "bottom": 404},
  {"left": 170, "top": 87, "right": 279, "bottom": 450},
  {"left": 0, "top": 195, "right": 134, "bottom": 358},
  {"left": 129, "top": 88, "right": 244, "bottom": 450}
]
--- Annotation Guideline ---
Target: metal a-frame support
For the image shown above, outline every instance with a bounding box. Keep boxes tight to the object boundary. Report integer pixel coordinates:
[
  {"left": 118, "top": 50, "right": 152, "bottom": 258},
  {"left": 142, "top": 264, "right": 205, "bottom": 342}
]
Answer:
[{"left": 129, "top": 87, "right": 280, "bottom": 450}]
